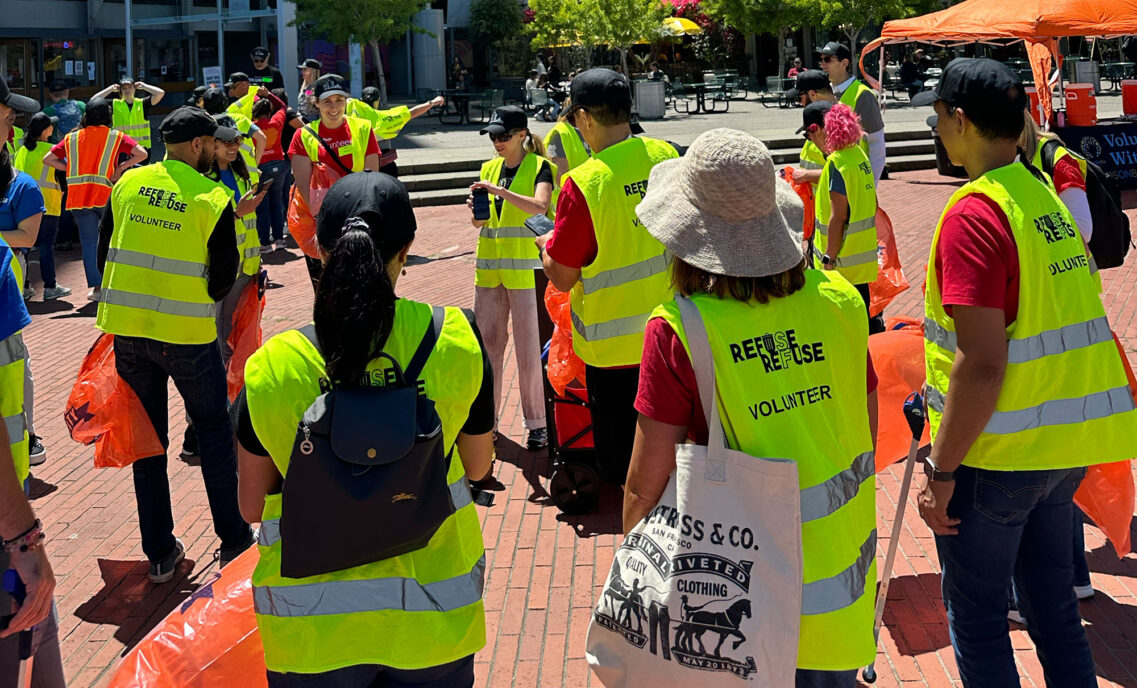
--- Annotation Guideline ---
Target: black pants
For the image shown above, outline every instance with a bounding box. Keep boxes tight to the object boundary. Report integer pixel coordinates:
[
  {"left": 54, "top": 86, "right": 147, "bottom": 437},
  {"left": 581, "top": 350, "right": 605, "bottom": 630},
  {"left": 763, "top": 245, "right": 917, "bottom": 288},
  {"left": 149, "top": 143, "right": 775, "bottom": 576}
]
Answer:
[
  {"left": 584, "top": 364, "right": 641, "bottom": 485},
  {"left": 379, "top": 161, "right": 399, "bottom": 178},
  {"left": 854, "top": 283, "right": 886, "bottom": 335}
]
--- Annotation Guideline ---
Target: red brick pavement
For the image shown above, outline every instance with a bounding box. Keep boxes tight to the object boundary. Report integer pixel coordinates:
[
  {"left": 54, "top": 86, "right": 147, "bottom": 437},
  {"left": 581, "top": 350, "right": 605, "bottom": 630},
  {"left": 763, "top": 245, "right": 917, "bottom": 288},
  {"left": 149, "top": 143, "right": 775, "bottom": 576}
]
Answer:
[{"left": 16, "top": 168, "right": 1137, "bottom": 687}]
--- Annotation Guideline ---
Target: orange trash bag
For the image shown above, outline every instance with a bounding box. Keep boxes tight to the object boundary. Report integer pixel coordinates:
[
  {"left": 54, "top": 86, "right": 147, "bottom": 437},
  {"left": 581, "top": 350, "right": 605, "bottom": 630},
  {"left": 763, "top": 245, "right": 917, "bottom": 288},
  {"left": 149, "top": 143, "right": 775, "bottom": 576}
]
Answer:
[
  {"left": 287, "top": 162, "right": 340, "bottom": 259},
  {"left": 64, "top": 334, "right": 164, "bottom": 468},
  {"left": 780, "top": 168, "right": 816, "bottom": 240},
  {"left": 868, "top": 319, "right": 930, "bottom": 472},
  {"left": 544, "top": 282, "right": 586, "bottom": 397},
  {"left": 1073, "top": 333, "right": 1137, "bottom": 557},
  {"left": 106, "top": 547, "right": 268, "bottom": 688},
  {"left": 226, "top": 278, "right": 266, "bottom": 403},
  {"left": 869, "top": 207, "right": 909, "bottom": 317}
]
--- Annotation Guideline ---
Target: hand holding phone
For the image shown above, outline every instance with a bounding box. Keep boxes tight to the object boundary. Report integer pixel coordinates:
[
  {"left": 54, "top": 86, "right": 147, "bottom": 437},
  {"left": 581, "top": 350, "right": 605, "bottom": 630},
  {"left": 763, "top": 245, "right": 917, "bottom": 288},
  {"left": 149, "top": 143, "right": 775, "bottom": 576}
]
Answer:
[
  {"left": 254, "top": 177, "right": 274, "bottom": 195},
  {"left": 472, "top": 188, "right": 491, "bottom": 221},
  {"left": 524, "top": 214, "right": 555, "bottom": 237}
]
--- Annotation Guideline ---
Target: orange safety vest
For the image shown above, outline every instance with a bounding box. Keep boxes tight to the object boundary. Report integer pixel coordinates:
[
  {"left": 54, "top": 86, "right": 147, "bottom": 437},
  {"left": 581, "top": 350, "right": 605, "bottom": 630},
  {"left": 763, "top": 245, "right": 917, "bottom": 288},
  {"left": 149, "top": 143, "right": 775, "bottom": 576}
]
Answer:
[{"left": 64, "top": 126, "right": 125, "bottom": 210}]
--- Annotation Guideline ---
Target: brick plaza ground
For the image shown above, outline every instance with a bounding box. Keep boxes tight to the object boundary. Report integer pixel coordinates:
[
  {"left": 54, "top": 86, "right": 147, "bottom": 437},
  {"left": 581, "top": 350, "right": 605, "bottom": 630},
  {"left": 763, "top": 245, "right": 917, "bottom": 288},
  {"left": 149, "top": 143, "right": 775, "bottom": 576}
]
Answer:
[{"left": 18, "top": 167, "right": 1137, "bottom": 687}]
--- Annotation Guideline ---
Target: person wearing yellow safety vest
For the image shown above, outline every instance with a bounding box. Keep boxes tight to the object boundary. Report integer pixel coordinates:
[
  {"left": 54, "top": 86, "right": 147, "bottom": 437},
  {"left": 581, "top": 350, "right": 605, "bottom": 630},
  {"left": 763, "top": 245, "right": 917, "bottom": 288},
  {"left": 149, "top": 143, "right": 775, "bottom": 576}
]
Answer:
[
  {"left": 626, "top": 129, "right": 879, "bottom": 687},
  {"left": 543, "top": 103, "right": 591, "bottom": 190},
  {"left": 787, "top": 70, "right": 833, "bottom": 188},
  {"left": 288, "top": 74, "right": 380, "bottom": 289},
  {"left": 467, "top": 105, "right": 555, "bottom": 450},
  {"left": 351, "top": 86, "right": 446, "bottom": 177},
  {"left": 917, "top": 58, "right": 1137, "bottom": 687},
  {"left": 202, "top": 87, "right": 266, "bottom": 170},
  {"left": 95, "top": 107, "right": 254, "bottom": 584},
  {"left": 225, "top": 72, "right": 255, "bottom": 119},
  {"left": 42, "top": 99, "right": 148, "bottom": 301},
  {"left": 235, "top": 172, "right": 495, "bottom": 686},
  {"left": 806, "top": 101, "right": 879, "bottom": 330},
  {"left": 0, "top": 233, "right": 66, "bottom": 688},
  {"left": 819, "top": 42, "right": 885, "bottom": 183},
  {"left": 93, "top": 76, "right": 166, "bottom": 153},
  {"left": 15, "top": 114, "right": 71, "bottom": 301},
  {"left": 537, "top": 69, "right": 679, "bottom": 485}
]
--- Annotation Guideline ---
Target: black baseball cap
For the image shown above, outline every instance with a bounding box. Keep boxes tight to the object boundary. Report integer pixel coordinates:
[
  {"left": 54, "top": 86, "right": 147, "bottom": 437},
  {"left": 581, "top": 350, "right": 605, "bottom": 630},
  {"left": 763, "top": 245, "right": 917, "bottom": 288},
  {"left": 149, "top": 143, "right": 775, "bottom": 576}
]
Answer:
[
  {"left": 316, "top": 172, "right": 417, "bottom": 253},
  {"left": 570, "top": 68, "right": 633, "bottom": 112},
  {"left": 48, "top": 79, "right": 69, "bottom": 94},
  {"left": 797, "top": 100, "right": 833, "bottom": 134},
  {"left": 786, "top": 69, "right": 830, "bottom": 99},
  {"left": 297, "top": 58, "right": 322, "bottom": 71},
  {"left": 211, "top": 114, "right": 245, "bottom": 142},
  {"left": 159, "top": 106, "right": 236, "bottom": 144},
  {"left": 224, "top": 72, "right": 249, "bottom": 88},
  {"left": 314, "top": 74, "right": 349, "bottom": 101},
  {"left": 0, "top": 78, "right": 39, "bottom": 113},
  {"left": 201, "top": 87, "right": 228, "bottom": 115},
  {"left": 188, "top": 85, "right": 208, "bottom": 105},
  {"left": 361, "top": 86, "right": 381, "bottom": 104},
  {"left": 911, "top": 57, "right": 1026, "bottom": 126},
  {"left": 480, "top": 106, "right": 528, "bottom": 136},
  {"left": 119, "top": 76, "right": 135, "bottom": 86},
  {"left": 85, "top": 98, "right": 112, "bottom": 121},
  {"left": 819, "top": 42, "right": 852, "bottom": 62},
  {"left": 251, "top": 47, "right": 269, "bottom": 60}
]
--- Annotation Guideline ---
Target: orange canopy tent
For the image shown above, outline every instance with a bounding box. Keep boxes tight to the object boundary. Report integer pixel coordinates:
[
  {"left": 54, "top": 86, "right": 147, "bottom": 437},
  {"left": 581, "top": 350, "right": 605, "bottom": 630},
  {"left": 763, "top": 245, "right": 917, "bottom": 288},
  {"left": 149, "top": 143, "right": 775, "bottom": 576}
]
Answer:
[{"left": 859, "top": 0, "right": 1137, "bottom": 121}]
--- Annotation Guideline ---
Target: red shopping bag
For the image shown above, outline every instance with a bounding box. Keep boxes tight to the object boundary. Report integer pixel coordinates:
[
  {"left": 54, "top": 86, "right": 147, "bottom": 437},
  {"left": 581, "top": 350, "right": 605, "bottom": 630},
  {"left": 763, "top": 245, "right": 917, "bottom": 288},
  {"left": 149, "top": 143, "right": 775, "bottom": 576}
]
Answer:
[
  {"left": 544, "top": 282, "right": 586, "bottom": 397},
  {"left": 226, "top": 278, "right": 265, "bottom": 403},
  {"left": 64, "top": 334, "right": 164, "bottom": 468},
  {"left": 869, "top": 207, "right": 909, "bottom": 317}
]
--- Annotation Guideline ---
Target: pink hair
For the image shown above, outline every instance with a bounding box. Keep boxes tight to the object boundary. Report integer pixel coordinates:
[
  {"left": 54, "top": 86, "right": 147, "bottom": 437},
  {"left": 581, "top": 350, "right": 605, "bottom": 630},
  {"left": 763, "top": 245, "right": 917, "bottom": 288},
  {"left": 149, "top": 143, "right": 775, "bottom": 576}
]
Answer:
[{"left": 823, "top": 103, "right": 865, "bottom": 155}]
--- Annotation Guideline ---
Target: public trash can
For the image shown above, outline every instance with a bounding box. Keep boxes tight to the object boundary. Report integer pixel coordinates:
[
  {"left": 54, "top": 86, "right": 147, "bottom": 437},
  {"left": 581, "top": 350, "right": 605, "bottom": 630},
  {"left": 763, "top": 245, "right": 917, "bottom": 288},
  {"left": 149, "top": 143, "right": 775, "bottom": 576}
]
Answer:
[{"left": 634, "top": 80, "right": 666, "bottom": 119}]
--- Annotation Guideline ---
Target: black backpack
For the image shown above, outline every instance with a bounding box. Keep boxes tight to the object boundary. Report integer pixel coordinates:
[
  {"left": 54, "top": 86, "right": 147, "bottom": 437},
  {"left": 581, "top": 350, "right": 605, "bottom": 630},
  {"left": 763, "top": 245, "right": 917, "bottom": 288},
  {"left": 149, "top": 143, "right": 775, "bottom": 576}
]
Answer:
[
  {"left": 1040, "top": 139, "right": 1132, "bottom": 269},
  {"left": 279, "top": 307, "right": 464, "bottom": 579}
]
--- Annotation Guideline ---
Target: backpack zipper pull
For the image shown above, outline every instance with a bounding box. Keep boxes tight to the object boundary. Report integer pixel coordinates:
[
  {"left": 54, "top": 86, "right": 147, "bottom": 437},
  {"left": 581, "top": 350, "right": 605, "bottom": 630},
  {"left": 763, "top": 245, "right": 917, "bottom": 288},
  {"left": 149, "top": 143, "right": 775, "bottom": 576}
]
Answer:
[{"left": 299, "top": 424, "right": 314, "bottom": 455}]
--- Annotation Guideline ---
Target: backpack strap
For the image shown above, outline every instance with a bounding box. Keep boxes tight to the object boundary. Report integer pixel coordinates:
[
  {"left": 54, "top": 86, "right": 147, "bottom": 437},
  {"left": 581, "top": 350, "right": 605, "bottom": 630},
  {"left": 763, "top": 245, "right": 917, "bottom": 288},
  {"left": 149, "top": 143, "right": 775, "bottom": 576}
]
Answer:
[
  {"left": 404, "top": 306, "right": 446, "bottom": 382},
  {"left": 1040, "top": 138, "right": 1062, "bottom": 175},
  {"left": 298, "top": 323, "right": 320, "bottom": 351}
]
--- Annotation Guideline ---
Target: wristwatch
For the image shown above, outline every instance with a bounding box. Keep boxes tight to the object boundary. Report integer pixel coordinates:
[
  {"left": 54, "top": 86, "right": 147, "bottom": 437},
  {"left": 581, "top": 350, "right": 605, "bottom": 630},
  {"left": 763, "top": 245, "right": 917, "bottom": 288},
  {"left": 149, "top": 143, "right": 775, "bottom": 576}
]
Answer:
[
  {"left": 924, "top": 457, "right": 956, "bottom": 482},
  {"left": 820, "top": 254, "right": 834, "bottom": 266}
]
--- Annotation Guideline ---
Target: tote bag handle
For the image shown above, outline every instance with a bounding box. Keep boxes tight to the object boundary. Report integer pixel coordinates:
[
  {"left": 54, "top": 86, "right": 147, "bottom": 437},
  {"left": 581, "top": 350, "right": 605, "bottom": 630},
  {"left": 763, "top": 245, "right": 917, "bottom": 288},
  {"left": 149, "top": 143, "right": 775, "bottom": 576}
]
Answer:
[{"left": 676, "top": 294, "right": 729, "bottom": 483}]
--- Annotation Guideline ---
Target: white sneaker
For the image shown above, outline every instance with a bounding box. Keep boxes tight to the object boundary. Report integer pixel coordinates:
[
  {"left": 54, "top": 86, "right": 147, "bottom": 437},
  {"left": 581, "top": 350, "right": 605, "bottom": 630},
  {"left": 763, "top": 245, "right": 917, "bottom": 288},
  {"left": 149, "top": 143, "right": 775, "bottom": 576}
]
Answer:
[
  {"left": 43, "top": 285, "right": 72, "bottom": 300},
  {"left": 275, "top": 239, "right": 288, "bottom": 251},
  {"left": 1075, "top": 584, "right": 1095, "bottom": 600},
  {"left": 260, "top": 244, "right": 273, "bottom": 253},
  {"left": 87, "top": 288, "right": 100, "bottom": 302}
]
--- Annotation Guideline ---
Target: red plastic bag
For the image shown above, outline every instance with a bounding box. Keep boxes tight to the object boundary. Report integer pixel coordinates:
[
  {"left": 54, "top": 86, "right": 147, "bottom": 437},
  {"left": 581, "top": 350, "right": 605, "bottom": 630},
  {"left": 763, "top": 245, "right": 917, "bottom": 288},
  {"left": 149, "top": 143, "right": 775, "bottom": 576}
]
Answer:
[
  {"left": 781, "top": 168, "right": 816, "bottom": 240},
  {"left": 226, "top": 278, "right": 265, "bottom": 403},
  {"left": 544, "top": 282, "right": 586, "bottom": 397},
  {"left": 106, "top": 547, "right": 268, "bottom": 688},
  {"left": 868, "top": 321, "right": 930, "bottom": 472},
  {"left": 64, "top": 334, "right": 164, "bottom": 468},
  {"left": 869, "top": 207, "right": 909, "bottom": 317},
  {"left": 1073, "top": 333, "right": 1137, "bottom": 557}
]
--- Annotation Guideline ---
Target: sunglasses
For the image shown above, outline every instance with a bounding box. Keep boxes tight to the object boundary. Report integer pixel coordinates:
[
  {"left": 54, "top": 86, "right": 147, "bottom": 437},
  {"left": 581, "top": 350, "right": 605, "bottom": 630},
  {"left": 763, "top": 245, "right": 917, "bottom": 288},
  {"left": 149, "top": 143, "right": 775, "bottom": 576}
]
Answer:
[
  {"left": 220, "top": 138, "right": 244, "bottom": 147},
  {"left": 820, "top": 55, "right": 838, "bottom": 63},
  {"left": 489, "top": 131, "right": 520, "bottom": 143},
  {"left": 801, "top": 123, "right": 820, "bottom": 138}
]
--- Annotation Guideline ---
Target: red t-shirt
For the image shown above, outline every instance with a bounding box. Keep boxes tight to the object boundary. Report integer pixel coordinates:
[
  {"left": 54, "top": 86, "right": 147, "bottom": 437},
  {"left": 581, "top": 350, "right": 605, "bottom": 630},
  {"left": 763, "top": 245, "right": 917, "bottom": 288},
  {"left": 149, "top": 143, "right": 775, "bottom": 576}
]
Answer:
[
  {"left": 255, "top": 108, "right": 289, "bottom": 164},
  {"left": 932, "top": 193, "right": 1020, "bottom": 324},
  {"left": 49, "top": 130, "right": 138, "bottom": 164},
  {"left": 1051, "top": 155, "right": 1087, "bottom": 194},
  {"left": 635, "top": 316, "right": 879, "bottom": 443},
  {"left": 545, "top": 177, "right": 598, "bottom": 268},
  {"left": 287, "top": 120, "right": 379, "bottom": 172}
]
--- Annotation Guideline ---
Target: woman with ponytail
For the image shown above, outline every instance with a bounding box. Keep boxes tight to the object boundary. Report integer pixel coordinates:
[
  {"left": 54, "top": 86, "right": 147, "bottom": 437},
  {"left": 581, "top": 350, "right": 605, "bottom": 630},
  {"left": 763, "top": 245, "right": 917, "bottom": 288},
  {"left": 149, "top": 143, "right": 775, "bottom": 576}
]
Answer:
[
  {"left": 14, "top": 114, "right": 69, "bottom": 300},
  {"left": 236, "top": 172, "right": 495, "bottom": 687},
  {"left": 468, "top": 105, "right": 554, "bottom": 450}
]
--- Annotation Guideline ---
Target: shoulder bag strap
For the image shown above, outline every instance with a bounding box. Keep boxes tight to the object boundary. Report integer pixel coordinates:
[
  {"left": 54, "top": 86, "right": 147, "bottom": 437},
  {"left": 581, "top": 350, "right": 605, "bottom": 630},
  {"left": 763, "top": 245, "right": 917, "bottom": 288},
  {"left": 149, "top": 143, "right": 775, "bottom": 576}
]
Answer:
[
  {"left": 403, "top": 306, "right": 446, "bottom": 382},
  {"left": 304, "top": 124, "right": 354, "bottom": 177},
  {"left": 298, "top": 323, "right": 319, "bottom": 351},
  {"left": 675, "top": 295, "right": 728, "bottom": 483}
]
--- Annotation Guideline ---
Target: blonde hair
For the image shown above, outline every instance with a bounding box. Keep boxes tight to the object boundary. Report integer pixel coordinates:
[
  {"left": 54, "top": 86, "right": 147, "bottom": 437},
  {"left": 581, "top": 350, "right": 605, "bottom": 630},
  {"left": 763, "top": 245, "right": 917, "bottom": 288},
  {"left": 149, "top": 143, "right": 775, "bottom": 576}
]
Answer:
[
  {"left": 525, "top": 130, "right": 547, "bottom": 157},
  {"left": 1019, "top": 111, "right": 1061, "bottom": 159}
]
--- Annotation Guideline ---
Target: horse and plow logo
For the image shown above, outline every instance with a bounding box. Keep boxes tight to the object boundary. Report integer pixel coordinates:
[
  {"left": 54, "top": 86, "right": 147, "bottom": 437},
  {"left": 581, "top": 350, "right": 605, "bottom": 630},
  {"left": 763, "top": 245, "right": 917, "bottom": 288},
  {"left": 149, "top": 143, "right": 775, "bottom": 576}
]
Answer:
[{"left": 593, "top": 532, "right": 759, "bottom": 679}]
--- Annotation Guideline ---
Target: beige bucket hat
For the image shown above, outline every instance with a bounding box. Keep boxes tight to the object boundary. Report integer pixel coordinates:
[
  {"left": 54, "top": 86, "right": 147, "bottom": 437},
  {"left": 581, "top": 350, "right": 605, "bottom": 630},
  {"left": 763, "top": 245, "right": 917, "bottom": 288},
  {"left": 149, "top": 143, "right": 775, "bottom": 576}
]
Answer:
[{"left": 636, "top": 128, "right": 804, "bottom": 278}]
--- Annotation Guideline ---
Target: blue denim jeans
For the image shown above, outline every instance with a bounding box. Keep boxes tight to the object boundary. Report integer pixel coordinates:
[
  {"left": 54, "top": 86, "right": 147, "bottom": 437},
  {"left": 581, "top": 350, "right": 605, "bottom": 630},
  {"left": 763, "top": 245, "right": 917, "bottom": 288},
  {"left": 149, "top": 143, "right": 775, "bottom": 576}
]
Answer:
[
  {"left": 113, "top": 335, "right": 251, "bottom": 563},
  {"left": 794, "top": 669, "right": 856, "bottom": 687},
  {"left": 33, "top": 214, "right": 60, "bottom": 288},
  {"left": 71, "top": 207, "right": 102, "bottom": 288},
  {"left": 936, "top": 465, "right": 1094, "bottom": 688},
  {"left": 266, "top": 654, "right": 474, "bottom": 687},
  {"left": 256, "top": 160, "right": 288, "bottom": 245}
]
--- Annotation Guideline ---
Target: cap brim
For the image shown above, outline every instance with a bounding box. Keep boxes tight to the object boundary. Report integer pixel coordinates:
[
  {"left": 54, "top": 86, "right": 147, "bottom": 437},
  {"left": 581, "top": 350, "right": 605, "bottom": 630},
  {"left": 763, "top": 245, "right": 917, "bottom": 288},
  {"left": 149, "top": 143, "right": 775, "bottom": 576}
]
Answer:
[
  {"left": 317, "top": 89, "right": 348, "bottom": 100},
  {"left": 910, "top": 90, "right": 938, "bottom": 107},
  {"left": 795, "top": 123, "right": 808, "bottom": 134},
  {"left": 786, "top": 87, "right": 801, "bottom": 100},
  {"left": 480, "top": 124, "right": 508, "bottom": 135},
  {"left": 2, "top": 92, "right": 40, "bottom": 114}
]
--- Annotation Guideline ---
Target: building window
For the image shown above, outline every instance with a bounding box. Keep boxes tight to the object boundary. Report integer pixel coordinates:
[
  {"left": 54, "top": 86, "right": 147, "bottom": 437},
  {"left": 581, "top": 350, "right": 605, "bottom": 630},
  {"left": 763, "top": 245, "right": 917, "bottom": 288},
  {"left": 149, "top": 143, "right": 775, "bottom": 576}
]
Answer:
[{"left": 44, "top": 40, "right": 95, "bottom": 88}]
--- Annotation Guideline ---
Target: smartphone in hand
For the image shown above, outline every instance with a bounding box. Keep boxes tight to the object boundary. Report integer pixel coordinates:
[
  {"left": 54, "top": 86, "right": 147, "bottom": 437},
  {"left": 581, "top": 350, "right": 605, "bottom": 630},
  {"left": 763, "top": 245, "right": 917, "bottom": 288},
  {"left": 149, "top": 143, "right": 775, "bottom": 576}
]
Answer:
[
  {"left": 254, "top": 177, "right": 275, "bottom": 195},
  {"left": 472, "top": 188, "right": 491, "bottom": 221},
  {"left": 524, "top": 214, "right": 555, "bottom": 237}
]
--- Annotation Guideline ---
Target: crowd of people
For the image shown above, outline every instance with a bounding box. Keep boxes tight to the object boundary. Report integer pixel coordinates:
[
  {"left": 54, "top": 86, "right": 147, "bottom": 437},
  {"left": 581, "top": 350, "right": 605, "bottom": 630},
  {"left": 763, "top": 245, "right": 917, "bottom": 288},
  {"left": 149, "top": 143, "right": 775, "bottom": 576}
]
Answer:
[{"left": 0, "top": 47, "right": 1134, "bottom": 688}]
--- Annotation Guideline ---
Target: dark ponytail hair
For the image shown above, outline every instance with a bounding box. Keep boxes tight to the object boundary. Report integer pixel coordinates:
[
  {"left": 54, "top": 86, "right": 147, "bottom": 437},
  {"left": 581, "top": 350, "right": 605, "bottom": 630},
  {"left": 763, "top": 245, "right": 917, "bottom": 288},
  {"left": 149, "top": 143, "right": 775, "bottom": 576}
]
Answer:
[
  {"left": 24, "top": 113, "right": 55, "bottom": 151},
  {"left": 314, "top": 216, "right": 399, "bottom": 386}
]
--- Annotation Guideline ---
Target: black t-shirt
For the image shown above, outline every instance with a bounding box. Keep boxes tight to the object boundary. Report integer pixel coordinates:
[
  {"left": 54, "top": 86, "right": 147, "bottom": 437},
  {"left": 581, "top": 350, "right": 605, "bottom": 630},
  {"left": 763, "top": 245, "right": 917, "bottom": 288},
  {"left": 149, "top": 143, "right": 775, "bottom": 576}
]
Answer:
[
  {"left": 248, "top": 65, "right": 285, "bottom": 92},
  {"left": 234, "top": 309, "right": 496, "bottom": 457},
  {"left": 494, "top": 158, "right": 554, "bottom": 215}
]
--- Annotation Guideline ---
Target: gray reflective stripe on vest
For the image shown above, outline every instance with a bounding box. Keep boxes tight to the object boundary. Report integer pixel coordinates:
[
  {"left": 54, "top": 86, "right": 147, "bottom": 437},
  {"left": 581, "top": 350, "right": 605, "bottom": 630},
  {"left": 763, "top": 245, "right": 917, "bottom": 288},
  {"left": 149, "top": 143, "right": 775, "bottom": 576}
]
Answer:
[
  {"left": 254, "top": 554, "right": 486, "bottom": 617},
  {"left": 836, "top": 248, "right": 878, "bottom": 269},
  {"left": 580, "top": 253, "right": 669, "bottom": 296},
  {"left": 926, "top": 384, "right": 1136, "bottom": 434},
  {"left": 5, "top": 413, "right": 27, "bottom": 444},
  {"left": 570, "top": 310, "right": 648, "bottom": 342},
  {"left": 0, "top": 334, "right": 28, "bottom": 368},
  {"left": 801, "top": 529, "right": 875, "bottom": 616},
  {"left": 116, "top": 123, "right": 148, "bottom": 132},
  {"left": 1089, "top": 253, "right": 1100, "bottom": 276},
  {"left": 106, "top": 247, "right": 209, "bottom": 279},
  {"left": 37, "top": 166, "right": 60, "bottom": 192},
  {"left": 236, "top": 232, "right": 247, "bottom": 247},
  {"left": 475, "top": 257, "right": 543, "bottom": 272},
  {"left": 800, "top": 451, "right": 874, "bottom": 523},
  {"left": 926, "top": 316, "right": 1113, "bottom": 365},
  {"left": 799, "top": 160, "right": 823, "bottom": 170},
  {"left": 97, "top": 132, "right": 121, "bottom": 177},
  {"left": 65, "top": 174, "right": 111, "bottom": 186},
  {"left": 814, "top": 216, "right": 875, "bottom": 238},
  {"left": 478, "top": 226, "right": 532, "bottom": 240},
  {"left": 241, "top": 141, "right": 255, "bottom": 156},
  {"left": 244, "top": 246, "right": 261, "bottom": 259},
  {"left": 99, "top": 288, "right": 216, "bottom": 318},
  {"left": 257, "top": 477, "right": 475, "bottom": 548}
]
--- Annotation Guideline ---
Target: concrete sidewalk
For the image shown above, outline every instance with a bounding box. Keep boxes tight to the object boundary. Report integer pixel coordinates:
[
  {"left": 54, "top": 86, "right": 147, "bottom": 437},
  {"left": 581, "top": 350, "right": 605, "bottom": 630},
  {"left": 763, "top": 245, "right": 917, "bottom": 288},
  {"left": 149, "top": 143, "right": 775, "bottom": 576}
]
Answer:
[{"left": 16, "top": 168, "right": 1137, "bottom": 687}]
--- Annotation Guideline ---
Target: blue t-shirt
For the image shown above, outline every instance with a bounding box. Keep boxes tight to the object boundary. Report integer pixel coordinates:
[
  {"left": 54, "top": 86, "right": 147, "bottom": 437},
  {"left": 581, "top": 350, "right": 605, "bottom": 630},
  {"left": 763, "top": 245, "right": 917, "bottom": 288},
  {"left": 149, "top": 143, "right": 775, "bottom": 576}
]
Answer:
[
  {"left": 828, "top": 165, "right": 846, "bottom": 195},
  {"left": 0, "top": 172, "right": 45, "bottom": 232},
  {"left": 0, "top": 238, "right": 31, "bottom": 340},
  {"left": 218, "top": 168, "right": 241, "bottom": 203}
]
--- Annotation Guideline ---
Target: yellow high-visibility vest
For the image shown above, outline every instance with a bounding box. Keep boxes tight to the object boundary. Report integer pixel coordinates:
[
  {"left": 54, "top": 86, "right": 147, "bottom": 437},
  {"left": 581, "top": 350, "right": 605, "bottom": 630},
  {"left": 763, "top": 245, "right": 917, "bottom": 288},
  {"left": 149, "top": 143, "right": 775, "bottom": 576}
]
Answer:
[
  {"left": 475, "top": 153, "right": 555, "bottom": 290},
  {"left": 815, "top": 145, "right": 879, "bottom": 285}
]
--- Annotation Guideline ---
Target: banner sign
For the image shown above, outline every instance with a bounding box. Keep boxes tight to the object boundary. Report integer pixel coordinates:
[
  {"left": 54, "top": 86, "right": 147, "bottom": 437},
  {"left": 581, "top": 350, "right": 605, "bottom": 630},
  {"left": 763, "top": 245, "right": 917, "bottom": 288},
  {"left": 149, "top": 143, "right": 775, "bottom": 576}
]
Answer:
[{"left": 1055, "top": 124, "right": 1137, "bottom": 189}]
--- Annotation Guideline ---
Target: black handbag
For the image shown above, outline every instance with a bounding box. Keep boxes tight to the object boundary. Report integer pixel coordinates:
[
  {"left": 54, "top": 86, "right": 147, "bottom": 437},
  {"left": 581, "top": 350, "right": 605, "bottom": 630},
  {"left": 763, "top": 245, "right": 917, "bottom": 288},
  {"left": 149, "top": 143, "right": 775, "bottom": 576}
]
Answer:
[{"left": 279, "top": 307, "right": 463, "bottom": 578}]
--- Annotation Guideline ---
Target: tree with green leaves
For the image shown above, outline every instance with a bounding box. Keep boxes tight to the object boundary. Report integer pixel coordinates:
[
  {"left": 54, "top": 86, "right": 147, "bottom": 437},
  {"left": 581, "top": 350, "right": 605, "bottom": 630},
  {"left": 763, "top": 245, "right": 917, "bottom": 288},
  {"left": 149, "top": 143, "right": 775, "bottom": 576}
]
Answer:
[
  {"left": 702, "top": 0, "right": 818, "bottom": 81},
  {"left": 804, "top": 0, "right": 937, "bottom": 64},
  {"left": 291, "top": 0, "right": 430, "bottom": 107},
  {"left": 530, "top": 0, "right": 667, "bottom": 74},
  {"left": 471, "top": 0, "right": 524, "bottom": 79}
]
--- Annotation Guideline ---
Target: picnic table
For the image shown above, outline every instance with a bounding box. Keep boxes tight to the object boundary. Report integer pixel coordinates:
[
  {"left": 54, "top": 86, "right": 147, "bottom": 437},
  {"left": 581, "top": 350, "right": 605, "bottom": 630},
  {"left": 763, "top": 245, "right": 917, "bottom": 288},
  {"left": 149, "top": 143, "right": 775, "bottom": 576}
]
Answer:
[
  {"left": 681, "top": 82, "right": 730, "bottom": 113},
  {"left": 1102, "top": 62, "right": 1134, "bottom": 90},
  {"left": 438, "top": 90, "right": 484, "bottom": 124}
]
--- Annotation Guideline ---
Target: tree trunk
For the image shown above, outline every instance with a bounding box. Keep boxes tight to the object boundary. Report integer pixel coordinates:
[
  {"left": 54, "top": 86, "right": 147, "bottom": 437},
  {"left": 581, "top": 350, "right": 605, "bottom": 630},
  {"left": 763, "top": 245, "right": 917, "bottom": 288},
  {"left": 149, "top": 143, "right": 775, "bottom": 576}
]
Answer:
[
  {"left": 368, "top": 39, "right": 389, "bottom": 108},
  {"left": 620, "top": 47, "right": 628, "bottom": 76},
  {"left": 843, "top": 26, "right": 862, "bottom": 76},
  {"left": 777, "top": 27, "right": 790, "bottom": 82}
]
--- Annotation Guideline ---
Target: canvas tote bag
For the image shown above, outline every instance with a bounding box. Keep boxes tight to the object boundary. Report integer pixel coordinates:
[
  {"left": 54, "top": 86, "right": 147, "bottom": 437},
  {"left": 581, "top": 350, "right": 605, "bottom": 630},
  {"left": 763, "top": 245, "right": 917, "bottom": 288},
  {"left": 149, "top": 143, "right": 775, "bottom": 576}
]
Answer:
[{"left": 586, "top": 296, "right": 804, "bottom": 687}]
